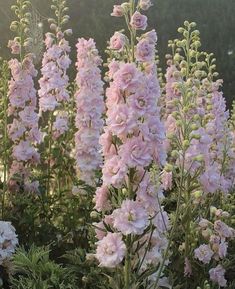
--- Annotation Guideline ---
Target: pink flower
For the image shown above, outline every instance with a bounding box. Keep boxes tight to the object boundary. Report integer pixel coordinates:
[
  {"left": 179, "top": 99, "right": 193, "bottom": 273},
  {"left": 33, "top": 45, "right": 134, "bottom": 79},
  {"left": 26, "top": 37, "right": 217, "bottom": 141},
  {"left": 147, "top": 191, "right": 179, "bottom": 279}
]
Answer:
[
  {"left": 161, "top": 171, "right": 173, "bottom": 190},
  {"left": 153, "top": 210, "right": 170, "bottom": 233},
  {"left": 139, "top": 0, "right": 153, "bottom": 10},
  {"left": 107, "top": 104, "right": 136, "bottom": 138},
  {"left": 95, "top": 233, "right": 126, "bottom": 268},
  {"left": 94, "top": 215, "right": 114, "bottom": 240},
  {"left": 24, "top": 181, "right": 40, "bottom": 194},
  {"left": 110, "top": 32, "right": 126, "bottom": 51},
  {"left": 99, "top": 128, "right": 116, "bottom": 158},
  {"left": 128, "top": 89, "right": 156, "bottom": 116},
  {"left": 12, "top": 141, "right": 39, "bottom": 163},
  {"left": 194, "top": 244, "right": 214, "bottom": 264},
  {"left": 136, "top": 173, "right": 163, "bottom": 213},
  {"left": 136, "top": 38, "right": 155, "bottom": 62},
  {"left": 130, "top": 11, "right": 148, "bottom": 30},
  {"left": 119, "top": 137, "right": 152, "bottom": 168},
  {"left": 142, "top": 30, "right": 158, "bottom": 45},
  {"left": 8, "top": 120, "right": 26, "bottom": 141},
  {"left": 102, "top": 155, "right": 127, "bottom": 188},
  {"left": 113, "top": 63, "right": 139, "bottom": 91},
  {"left": 108, "top": 60, "right": 120, "bottom": 79},
  {"left": 94, "top": 186, "right": 111, "bottom": 212},
  {"left": 200, "top": 166, "right": 221, "bottom": 194},
  {"left": 111, "top": 5, "right": 124, "bottom": 17},
  {"left": 8, "top": 40, "right": 21, "bottom": 54},
  {"left": 39, "top": 95, "right": 58, "bottom": 112},
  {"left": 214, "top": 220, "right": 234, "bottom": 238},
  {"left": 218, "top": 240, "right": 228, "bottom": 259},
  {"left": 209, "top": 265, "right": 227, "bottom": 287},
  {"left": 19, "top": 106, "right": 39, "bottom": 128},
  {"left": 53, "top": 114, "right": 69, "bottom": 138},
  {"left": 112, "top": 200, "right": 149, "bottom": 235}
]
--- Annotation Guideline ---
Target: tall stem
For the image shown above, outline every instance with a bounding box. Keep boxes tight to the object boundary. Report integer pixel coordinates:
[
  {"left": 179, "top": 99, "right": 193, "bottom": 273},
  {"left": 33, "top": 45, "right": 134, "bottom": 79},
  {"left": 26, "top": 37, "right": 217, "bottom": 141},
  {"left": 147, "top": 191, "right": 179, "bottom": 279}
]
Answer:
[
  {"left": 46, "top": 112, "right": 53, "bottom": 197},
  {"left": 1, "top": 64, "right": 9, "bottom": 219},
  {"left": 124, "top": 235, "right": 131, "bottom": 289},
  {"left": 154, "top": 153, "right": 186, "bottom": 288}
]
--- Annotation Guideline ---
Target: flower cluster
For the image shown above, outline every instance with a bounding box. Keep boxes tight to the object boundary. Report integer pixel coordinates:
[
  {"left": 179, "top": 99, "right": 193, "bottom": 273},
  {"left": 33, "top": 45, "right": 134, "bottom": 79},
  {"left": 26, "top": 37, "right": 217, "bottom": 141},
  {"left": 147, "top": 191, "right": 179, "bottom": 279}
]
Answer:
[
  {"left": 7, "top": 54, "right": 41, "bottom": 192},
  {"left": 194, "top": 212, "right": 234, "bottom": 287},
  {"left": 75, "top": 38, "right": 104, "bottom": 184},
  {"left": 38, "top": 30, "right": 71, "bottom": 138},
  {"left": 0, "top": 221, "right": 18, "bottom": 265}
]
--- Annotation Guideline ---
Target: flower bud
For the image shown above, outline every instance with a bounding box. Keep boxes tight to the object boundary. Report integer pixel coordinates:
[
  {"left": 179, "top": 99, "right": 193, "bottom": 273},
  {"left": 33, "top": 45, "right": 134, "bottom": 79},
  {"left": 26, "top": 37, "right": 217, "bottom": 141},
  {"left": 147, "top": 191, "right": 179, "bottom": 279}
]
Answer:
[
  {"left": 90, "top": 211, "right": 99, "bottom": 219},
  {"left": 182, "top": 140, "right": 190, "bottom": 149},
  {"left": 164, "top": 163, "right": 173, "bottom": 172},
  {"left": 193, "top": 154, "right": 204, "bottom": 162}
]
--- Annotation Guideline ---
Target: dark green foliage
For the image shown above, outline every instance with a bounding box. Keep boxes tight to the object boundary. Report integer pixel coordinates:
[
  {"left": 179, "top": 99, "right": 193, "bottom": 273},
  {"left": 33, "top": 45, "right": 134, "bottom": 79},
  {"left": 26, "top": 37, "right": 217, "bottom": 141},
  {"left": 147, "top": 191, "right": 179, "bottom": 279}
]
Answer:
[{"left": 10, "top": 245, "right": 77, "bottom": 289}]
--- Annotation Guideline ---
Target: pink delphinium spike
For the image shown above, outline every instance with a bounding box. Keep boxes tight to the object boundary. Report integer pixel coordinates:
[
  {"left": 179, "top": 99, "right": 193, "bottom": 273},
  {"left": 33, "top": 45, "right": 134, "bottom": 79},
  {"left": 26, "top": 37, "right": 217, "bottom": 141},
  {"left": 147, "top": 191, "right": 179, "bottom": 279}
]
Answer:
[{"left": 74, "top": 38, "right": 104, "bottom": 184}]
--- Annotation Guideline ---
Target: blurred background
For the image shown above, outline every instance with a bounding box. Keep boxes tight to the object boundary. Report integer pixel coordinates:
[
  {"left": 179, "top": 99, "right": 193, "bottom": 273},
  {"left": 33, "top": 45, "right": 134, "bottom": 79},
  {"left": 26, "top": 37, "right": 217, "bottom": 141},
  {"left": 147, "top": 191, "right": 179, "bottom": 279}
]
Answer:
[{"left": 0, "top": 0, "right": 234, "bottom": 108}]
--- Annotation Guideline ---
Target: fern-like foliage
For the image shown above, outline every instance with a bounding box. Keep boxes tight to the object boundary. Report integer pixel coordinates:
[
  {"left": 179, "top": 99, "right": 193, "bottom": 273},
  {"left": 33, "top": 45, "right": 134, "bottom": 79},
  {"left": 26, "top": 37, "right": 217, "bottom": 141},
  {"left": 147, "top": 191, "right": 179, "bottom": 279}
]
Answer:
[{"left": 10, "top": 245, "right": 77, "bottom": 289}]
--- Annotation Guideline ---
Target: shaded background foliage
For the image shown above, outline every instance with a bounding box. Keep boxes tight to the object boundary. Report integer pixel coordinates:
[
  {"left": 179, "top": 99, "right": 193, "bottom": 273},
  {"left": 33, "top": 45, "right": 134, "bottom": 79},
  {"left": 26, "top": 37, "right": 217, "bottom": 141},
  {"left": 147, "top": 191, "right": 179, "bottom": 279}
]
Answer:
[{"left": 0, "top": 0, "right": 234, "bottom": 107}]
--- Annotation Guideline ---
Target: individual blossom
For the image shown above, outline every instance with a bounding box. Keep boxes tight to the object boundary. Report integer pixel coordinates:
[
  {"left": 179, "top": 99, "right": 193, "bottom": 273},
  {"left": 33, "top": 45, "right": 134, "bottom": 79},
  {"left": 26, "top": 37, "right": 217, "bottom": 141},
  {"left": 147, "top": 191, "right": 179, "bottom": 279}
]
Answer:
[
  {"left": 161, "top": 171, "right": 173, "bottom": 190},
  {"left": 112, "top": 200, "right": 149, "bottom": 235},
  {"left": 52, "top": 113, "right": 69, "bottom": 139},
  {"left": 113, "top": 62, "right": 140, "bottom": 91},
  {"left": 111, "top": 5, "right": 124, "bottom": 17},
  {"left": 94, "top": 186, "right": 111, "bottom": 212},
  {"left": 12, "top": 140, "right": 40, "bottom": 163},
  {"left": 194, "top": 244, "right": 214, "bottom": 264},
  {"left": 214, "top": 220, "right": 234, "bottom": 239},
  {"left": 199, "top": 166, "right": 222, "bottom": 194},
  {"left": 139, "top": 0, "right": 153, "bottom": 10},
  {"left": 209, "top": 265, "right": 227, "bottom": 287},
  {"left": 106, "top": 104, "right": 136, "bottom": 138},
  {"left": 0, "top": 221, "right": 18, "bottom": 265},
  {"left": 95, "top": 233, "right": 126, "bottom": 268},
  {"left": 102, "top": 155, "right": 127, "bottom": 188},
  {"left": 74, "top": 38, "right": 104, "bottom": 184},
  {"left": 119, "top": 136, "right": 152, "bottom": 168},
  {"left": 136, "top": 38, "right": 155, "bottom": 62},
  {"left": 153, "top": 210, "right": 170, "bottom": 233},
  {"left": 8, "top": 40, "right": 21, "bottom": 55},
  {"left": 130, "top": 11, "right": 148, "bottom": 30},
  {"left": 110, "top": 32, "right": 127, "bottom": 52}
]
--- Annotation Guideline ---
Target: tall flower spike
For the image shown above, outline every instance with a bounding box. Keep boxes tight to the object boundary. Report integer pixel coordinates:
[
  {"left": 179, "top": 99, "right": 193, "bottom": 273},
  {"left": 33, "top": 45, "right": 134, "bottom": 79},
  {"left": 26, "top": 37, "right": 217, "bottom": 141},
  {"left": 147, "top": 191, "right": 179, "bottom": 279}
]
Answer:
[
  {"left": 75, "top": 38, "right": 104, "bottom": 184},
  {"left": 94, "top": 1, "right": 169, "bottom": 288},
  {"left": 7, "top": 0, "right": 41, "bottom": 193},
  {"left": 38, "top": 0, "right": 72, "bottom": 194}
]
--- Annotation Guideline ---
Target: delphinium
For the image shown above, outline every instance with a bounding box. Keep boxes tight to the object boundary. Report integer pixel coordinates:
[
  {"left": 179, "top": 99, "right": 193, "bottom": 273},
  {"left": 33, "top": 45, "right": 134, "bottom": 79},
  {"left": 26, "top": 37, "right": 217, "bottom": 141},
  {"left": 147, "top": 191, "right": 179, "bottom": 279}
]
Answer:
[
  {"left": 7, "top": 0, "right": 41, "bottom": 196},
  {"left": 93, "top": 1, "right": 169, "bottom": 288},
  {"left": 74, "top": 38, "right": 104, "bottom": 185},
  {"left": 38, "top": 0, "right": 73, "bottom": 195},
  {"left": 160, "top": 21, "right": 235, "bottom": 288}
]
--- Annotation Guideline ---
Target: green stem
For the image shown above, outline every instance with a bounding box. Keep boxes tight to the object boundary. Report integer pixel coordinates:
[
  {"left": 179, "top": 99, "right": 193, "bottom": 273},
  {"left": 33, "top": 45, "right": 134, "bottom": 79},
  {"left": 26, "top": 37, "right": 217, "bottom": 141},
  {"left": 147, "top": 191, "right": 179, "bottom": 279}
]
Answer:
[
  {"left": 154, "top": 153, "right": 186, "bottom": 288},
  {"left": 47, "top": 113, "right": 53, "bottom": 197},
  {"left": 124, "top": 235, "right": 131, "bottom": 289},
  {"left": 1, "top": 65, "right": 9, "bottom": 219}
]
